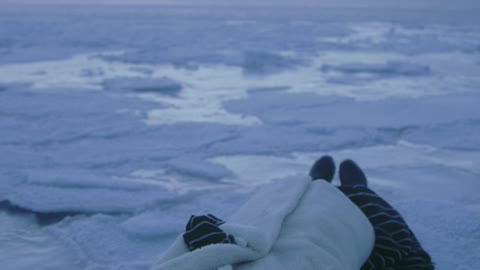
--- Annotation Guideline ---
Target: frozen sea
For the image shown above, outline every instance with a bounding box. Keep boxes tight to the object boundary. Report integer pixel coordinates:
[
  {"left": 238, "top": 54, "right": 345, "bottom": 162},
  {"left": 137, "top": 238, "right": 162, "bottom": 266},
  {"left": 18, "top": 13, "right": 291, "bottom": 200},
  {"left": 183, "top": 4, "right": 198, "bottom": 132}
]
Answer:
[{"left": 0, "top": 4, "right": 479, "bottom": 270}]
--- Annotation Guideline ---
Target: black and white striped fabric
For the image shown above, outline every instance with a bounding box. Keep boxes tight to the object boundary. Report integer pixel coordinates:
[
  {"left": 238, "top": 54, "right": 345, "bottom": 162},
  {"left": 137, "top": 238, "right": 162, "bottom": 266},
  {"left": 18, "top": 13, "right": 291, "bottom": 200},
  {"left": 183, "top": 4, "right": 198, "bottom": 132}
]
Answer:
[
  {"left": 183, "top": 214, "right": 236, "bottom": 251},
  {"left": 338, "top": 185, "right": 434, "bottom": 270}
]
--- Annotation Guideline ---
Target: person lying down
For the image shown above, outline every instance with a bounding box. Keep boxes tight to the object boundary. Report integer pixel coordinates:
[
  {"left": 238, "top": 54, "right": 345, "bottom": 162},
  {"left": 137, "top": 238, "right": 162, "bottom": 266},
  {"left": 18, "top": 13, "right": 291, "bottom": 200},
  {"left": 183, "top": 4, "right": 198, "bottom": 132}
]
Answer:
[{"left": 150, "top": 156, "right": 434, "bottom": 270}]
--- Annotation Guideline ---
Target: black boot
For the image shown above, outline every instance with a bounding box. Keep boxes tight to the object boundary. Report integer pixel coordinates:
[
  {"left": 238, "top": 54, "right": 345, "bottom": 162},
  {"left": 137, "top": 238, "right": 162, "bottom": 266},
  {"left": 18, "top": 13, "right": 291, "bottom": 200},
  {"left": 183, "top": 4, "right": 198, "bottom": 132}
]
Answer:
[
  {"left": 339, "top": 159, "right": 368, "bottom": 187},
  {"left": 309, "top": 155, "right": 335, "bottom": 183}
]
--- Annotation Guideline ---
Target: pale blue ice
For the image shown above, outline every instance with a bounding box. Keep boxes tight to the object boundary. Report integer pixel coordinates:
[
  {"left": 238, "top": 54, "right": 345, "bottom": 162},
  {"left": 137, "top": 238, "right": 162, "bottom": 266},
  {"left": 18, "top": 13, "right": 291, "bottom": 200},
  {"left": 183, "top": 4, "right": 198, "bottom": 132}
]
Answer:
[{"left": 0, "top": 4, "right": 479, "bottom": 270}]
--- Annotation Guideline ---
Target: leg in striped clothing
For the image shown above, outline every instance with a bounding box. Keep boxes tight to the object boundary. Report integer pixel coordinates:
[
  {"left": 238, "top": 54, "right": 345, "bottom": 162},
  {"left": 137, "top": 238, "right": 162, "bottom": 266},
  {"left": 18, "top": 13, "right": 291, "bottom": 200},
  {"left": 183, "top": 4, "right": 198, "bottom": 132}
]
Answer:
[{"left": 310, "top": 156, "right": 434, "bottom": 270}]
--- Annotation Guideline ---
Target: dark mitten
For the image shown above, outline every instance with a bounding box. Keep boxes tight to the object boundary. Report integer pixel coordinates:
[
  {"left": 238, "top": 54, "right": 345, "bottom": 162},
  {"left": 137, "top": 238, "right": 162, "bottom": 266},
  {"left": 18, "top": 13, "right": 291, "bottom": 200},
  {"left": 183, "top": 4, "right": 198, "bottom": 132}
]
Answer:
[{"left": 183, "top": 214, "right": 236, "bottom": 251}]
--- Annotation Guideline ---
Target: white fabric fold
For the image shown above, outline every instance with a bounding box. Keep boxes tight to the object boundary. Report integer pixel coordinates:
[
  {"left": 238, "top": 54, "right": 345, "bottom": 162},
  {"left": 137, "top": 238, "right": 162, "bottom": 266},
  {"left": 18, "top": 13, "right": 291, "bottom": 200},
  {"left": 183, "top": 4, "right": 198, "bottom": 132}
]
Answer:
[{"left": 151, "top": 176, "right": 374, "bottom": 270}]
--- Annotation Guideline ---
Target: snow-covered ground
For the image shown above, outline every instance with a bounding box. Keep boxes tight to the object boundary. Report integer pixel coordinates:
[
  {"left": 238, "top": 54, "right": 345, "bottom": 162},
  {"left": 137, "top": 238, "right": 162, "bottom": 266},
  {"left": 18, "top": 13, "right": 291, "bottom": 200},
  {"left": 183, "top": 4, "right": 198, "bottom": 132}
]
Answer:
[{"left": 0, "top": 4, "right": 479, "bottom": 270}]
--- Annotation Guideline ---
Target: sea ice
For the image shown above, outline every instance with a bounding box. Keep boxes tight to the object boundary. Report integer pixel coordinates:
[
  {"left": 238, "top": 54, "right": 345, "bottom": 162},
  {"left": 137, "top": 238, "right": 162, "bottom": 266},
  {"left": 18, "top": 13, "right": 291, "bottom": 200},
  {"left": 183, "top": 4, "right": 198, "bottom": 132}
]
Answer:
[
  {"left": 102, "top": 77, "right": 182, "bottom": 95},
  {"left": 0, "top": 4, "right": 479, "bottom": 270}
]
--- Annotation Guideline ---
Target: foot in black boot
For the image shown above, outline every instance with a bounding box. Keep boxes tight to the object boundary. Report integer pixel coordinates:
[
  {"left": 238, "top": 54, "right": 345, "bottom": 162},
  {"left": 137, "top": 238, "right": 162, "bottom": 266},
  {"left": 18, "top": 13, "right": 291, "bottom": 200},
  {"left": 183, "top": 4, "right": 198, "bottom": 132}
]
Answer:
[
  {"left": 339, "top": 159, "right": 368, "bottom": 187},
  {"left": 309, "top": 155, "right": 335, "bottom": 182}
]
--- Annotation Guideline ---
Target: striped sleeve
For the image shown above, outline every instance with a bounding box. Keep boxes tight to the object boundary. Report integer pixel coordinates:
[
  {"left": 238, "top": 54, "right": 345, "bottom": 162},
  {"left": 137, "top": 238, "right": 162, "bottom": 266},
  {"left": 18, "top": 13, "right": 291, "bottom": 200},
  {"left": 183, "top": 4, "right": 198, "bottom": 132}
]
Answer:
[
  {"left": 338, "top": 186, "right": 434, "bottom": 270},
  {"left": 183, "top": 214, "right": 236, "bottom": 251}
]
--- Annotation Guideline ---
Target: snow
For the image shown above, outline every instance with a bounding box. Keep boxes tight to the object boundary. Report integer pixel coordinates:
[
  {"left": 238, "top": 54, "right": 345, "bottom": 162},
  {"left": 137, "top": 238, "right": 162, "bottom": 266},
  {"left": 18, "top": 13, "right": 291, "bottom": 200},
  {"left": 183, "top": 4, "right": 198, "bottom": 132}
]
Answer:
[{"left": 0, "top": 4, "right": 479, "bottom": 270}]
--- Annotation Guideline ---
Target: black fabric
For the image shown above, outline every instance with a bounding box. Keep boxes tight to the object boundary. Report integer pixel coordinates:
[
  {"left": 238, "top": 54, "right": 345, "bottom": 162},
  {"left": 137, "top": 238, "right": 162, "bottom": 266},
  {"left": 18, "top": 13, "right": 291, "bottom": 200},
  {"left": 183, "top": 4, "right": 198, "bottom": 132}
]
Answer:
[
  {"left": 339, "top": 160, "right": 367, "bottom": 187},
  {"left": 183, "top": 214, "right": 236, "bottom": 251},
  {"left": 185, "top": 214, "right": 225, "bottom": 229},
  {"left": 338, "top": 185, "right": 434, "bottom": 270},
  {"left": 309, "top": 155, "right": 336, "bottom": 182}
]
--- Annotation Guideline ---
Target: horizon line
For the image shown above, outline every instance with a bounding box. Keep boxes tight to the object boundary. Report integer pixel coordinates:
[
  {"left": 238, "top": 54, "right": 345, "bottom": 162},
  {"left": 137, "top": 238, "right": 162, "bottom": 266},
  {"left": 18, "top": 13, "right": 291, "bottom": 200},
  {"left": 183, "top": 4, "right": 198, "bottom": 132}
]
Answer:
[{"left": 1, "top": 2, "right": 479, "bottom": 10}]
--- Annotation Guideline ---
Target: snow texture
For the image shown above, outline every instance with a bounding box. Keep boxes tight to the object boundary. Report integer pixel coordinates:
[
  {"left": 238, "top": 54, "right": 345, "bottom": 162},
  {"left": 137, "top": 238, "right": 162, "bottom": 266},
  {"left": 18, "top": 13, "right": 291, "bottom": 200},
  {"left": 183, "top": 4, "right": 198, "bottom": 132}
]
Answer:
[{"left": 0, "top": 4, "right": 479, "bottom": 270}]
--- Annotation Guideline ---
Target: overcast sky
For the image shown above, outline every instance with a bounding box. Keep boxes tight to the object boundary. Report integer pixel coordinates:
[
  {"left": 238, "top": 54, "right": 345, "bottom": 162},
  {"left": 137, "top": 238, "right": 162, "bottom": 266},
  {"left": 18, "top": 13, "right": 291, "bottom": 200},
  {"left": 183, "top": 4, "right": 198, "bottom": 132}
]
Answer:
[{"left": 1, "top": 0, "right": 479, "bottom": 8}]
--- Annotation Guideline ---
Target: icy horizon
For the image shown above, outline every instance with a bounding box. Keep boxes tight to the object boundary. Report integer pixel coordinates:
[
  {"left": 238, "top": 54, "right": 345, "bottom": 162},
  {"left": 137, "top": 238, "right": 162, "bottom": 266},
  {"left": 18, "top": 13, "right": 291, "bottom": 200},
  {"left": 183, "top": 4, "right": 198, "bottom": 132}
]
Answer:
[{"left": 1, "top": 0, "right": 480, "bottom": 9}]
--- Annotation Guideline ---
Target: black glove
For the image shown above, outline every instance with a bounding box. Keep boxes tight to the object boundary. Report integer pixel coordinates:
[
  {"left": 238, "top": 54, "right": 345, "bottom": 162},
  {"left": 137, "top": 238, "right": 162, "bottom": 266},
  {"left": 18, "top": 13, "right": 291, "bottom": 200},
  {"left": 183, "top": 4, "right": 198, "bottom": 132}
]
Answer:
[{"left": 183, "top": 214, "right": 236, "bottom": 251}]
